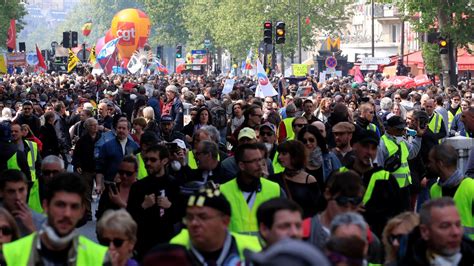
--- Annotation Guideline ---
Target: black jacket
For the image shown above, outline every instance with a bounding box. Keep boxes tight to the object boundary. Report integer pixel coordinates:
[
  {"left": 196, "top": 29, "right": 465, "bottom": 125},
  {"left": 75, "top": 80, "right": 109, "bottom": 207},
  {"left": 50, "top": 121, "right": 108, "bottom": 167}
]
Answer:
[
  {"left": 39, "top": 123, "right": 60, "bottom": 157},
  {"left": 0, "top": 142, "right": 31, "bottom": 181},
  {"left": 72, "top": 133, "right": 100, "bottom": 172}
]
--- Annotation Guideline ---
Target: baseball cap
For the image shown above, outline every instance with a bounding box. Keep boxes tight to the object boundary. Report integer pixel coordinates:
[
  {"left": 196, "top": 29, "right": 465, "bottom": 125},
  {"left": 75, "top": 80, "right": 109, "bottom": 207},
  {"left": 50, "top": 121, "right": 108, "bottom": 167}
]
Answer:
[
  {"left": 172, "top": 139, "right": 186, "bottom": 150},
  {"left": 161, "top": 115, "right": 173, "bottom": 123},
  {"left": 166, "top": 85, "right": 179, "bottom": 94},
  {"left": 187, "top": 188, "right": 231, "bottom": 216},
  {"left": 196, "top": 94, "right": 205, "bottom": 101},
  {"left": 353, "top": 129, "right": 379, "bottom": 146},
  {"left": 245, "top": 238, "right": 330, "bottom": 266},
  {"left": 386, "top": 115, "right": 406, "bottom": 129},
  {"left": 238, "top": 127, "right": 256, "bottom": 140},
  {"left": 259, "top": 122, "right": 276, "bottom": 133},
  {"left": 332, "top": 122, "right": 355, "bottom": 133}
]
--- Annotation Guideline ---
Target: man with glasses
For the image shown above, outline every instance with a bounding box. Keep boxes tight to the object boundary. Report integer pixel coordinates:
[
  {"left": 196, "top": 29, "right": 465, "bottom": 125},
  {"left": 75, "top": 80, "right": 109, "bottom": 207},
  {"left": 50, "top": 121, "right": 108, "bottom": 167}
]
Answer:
[
  {"left": 220, "top": 143, "right": 282, "bottom": 235},
  {"left": 448, "top": 94, "right": 462, "bottom": 130},
  {"left": 13, "top": 101, "right": 40, "bottom": 136},
  {"left": 339, "top": 130, "right": 402, "bottom": 236},
  {"left": 127, "top": 144, "right": 181, "bottom": 259},
  {"left": 170, "top": 188, "right": 261, "bottom": 264},
  {"left": 231, "top": 105, "right": 263, "bottom": 147},
  {"left": 189, "top": 140, "right": 228, "bottom": 185},
  {"left": 376, "top": 116, "right": 424, "bottom": 211}
]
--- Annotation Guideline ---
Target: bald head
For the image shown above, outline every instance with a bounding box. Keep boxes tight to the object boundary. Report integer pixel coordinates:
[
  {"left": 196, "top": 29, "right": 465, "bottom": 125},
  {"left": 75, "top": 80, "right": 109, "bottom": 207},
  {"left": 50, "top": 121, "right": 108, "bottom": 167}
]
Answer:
[{"left": 423, "top": 99, "right": 435, "bottom": 116}]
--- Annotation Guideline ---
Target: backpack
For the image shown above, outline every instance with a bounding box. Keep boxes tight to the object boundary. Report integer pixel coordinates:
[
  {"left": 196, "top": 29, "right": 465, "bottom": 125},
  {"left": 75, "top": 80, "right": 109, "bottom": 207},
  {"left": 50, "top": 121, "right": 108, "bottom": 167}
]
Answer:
[{"left": 211, "top": 106, "right": 227, "bottom": 129}]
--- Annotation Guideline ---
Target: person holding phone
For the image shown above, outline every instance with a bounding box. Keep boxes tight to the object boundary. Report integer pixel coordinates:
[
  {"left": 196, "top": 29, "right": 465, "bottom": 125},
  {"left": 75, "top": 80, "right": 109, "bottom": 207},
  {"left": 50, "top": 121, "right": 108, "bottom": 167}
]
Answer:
[{"left": 96, "top": 156, "right": 138, "bottom": 221}]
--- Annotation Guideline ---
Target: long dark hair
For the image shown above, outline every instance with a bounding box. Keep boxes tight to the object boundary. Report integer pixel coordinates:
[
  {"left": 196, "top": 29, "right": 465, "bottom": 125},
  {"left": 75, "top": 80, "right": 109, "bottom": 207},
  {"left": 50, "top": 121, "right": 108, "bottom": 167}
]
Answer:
[
  {"left": 297, "top": 125, "right": 329, "bottom": 154},
  {"left": 193, "top": 107, "right": 212, "bottom": 125}
]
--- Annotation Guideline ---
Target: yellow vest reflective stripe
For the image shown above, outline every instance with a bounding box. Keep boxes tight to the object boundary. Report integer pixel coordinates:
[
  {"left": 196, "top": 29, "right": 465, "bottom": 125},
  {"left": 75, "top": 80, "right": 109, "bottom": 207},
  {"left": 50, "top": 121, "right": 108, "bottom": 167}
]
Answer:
[
  {"left": 220, "top": 178, "right": 280, "bottom": 234},
  {"left": 170, "top": 229, "right": 262, "bottom": 259},
  {"left": 367, "top": 123, "right": 377, "bottom": 132},
  {"left": 3, "top": 233, "right": 108, "bottom": 266},
  {"left": 428, "top": 113, "right": 442, "bottom": 134},
  {"left": 188, "top": 150, "right": 220, "bottom": 170},
  {"left": 339, "top": 167, "right": 390, "bottom": 205},
  {"left": 448, "top": 108, "right": 462, "bottom": 130},
  {"left": 430, "top": 178, "right": 474, "bottom": 239},
  {"left": 381, "top": 135, "right": 411, "bottom": 188},
  {"left": 25, "top": 140, "right": 38, "bottom": 182},
  {"left": 282, "top": 117, "right": 296, "bottom": 141},
  {"left": 272, "top": 151, "right": 285, "bottom": 174},
  {"left": 136, "top": 152, "right": 148, "bottom": 180},
  {"left": 7, "top": 153, "right": 20, "bottom": 170},
  {"left": 27, "top": 180, "right": 43, "bottom": 213}
]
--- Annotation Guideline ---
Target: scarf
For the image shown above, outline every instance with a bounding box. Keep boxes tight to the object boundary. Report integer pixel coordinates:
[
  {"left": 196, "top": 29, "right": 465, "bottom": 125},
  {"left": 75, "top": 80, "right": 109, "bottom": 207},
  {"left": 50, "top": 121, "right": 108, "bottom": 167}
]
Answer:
[
  {"left": 231, "top": 116, "right": 244, "bottom": 133},
  {"left": 309, "top": 147, "right": 323, "bottom": 169},
  {"left": 438, "top": 169, "right": 464, "bottom": 188}
]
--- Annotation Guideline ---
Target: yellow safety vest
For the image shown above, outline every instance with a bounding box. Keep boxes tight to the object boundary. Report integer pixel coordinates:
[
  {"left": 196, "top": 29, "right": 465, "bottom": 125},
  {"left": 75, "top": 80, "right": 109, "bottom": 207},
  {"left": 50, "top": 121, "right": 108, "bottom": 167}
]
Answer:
[
  {"left": 25, "top": 140, "right": 38, "bottom": 182},
  {"left": 430, "top": 178, "right": 474, "bottom": 239},
  {"left": 220, "top": 178, "right": 280, "bottom": 235},
  {"left": 281, "top": 117, "right": 296, "bottom": 142},
  {"left": 170, "top": 229, "right": 261, "bottom": 259},
  {"left": 448, "top": 108, "right": 462, "bottom": 130},
  {"left": 428, "top": 112, "right": 443, "bottom": 134},
  {"left": 136, "top": 152, "right": 148, "bottom": 180},
  {"left": 381, "top": 135, "right": 411, "bottom": 188},
  {"left": 27, "top": 180, "right": 43, "bottom": 213},
  {"left": 367, "top": 123, "right": 377, "bottom": 133},
  {"left": 272, "top": 151, "right": 285, "bottom": 174},
  {"left": 188, "top": 150, "right": 220, "bottom": 170},
  {"left": 7, "top": 153, "right": 20, "bottom": 170},
  {"left": 3, "top": 233, "right": 108, "bottom": 266},
  {"left": 339, "top": 167, "right": 391, "bottom": 205}
]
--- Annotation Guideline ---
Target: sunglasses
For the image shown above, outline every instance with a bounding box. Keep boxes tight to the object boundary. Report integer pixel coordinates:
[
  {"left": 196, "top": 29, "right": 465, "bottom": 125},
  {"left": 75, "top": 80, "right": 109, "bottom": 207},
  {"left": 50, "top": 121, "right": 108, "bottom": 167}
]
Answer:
[
  {"left": 118, "top": 170, "right": 134, "bottom": 177},
  {"left": 0, "top": 226, "right": 13, "bottom": 236},
  {"left": 301, "top": 137, "right": 316, "bottom": 144},
  {"left": 143, "top": 157, "right": 158, "bottom": 163},
  {"left": 99, "top": 238, "right": 125, "bottom": 248},
  {"left": 294, "top": 124, "right": 307, "bottom": 128},
  {"left": 388, "top": 234, "right": 403, "bottom": 245},
  {"left": 332, "top": 196, "right": 363, "bottom": 207}
]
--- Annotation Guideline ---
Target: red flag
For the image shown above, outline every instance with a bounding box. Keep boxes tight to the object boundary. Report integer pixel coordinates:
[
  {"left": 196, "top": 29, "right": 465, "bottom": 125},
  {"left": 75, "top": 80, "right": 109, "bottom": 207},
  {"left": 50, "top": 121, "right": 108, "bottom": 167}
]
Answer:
[
  {"left": 6, "top": 19, "right": 16, "bottom": 51},
  {"left": 35, "top": 44, "right": 47, "bottom": 72}
]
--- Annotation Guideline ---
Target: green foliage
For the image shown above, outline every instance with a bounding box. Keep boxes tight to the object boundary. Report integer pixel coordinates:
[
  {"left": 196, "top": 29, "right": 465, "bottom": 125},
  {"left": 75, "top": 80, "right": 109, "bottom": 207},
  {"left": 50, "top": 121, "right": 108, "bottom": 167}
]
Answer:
[
  {"left": 421, "top": 43, "right": 441, "bottom": 75},
  {"left": 0, "top": 1, "right": 27, "bottom": 49}
]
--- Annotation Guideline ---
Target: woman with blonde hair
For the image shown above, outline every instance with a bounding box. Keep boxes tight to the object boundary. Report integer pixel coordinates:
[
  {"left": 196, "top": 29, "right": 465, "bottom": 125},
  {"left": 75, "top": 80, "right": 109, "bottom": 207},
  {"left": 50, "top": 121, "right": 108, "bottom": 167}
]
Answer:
[
  {"left": 0, "top": 207, "right": 20, "bottom": 249},
  {"left": 382, "top": 212, "right": 419, "bottom": 264},
  {"left": 142, "top": 106, "right": 159, "bottom": 134},
  {"left": 97, "top": 209, "right": 138, "bottom": 266}
]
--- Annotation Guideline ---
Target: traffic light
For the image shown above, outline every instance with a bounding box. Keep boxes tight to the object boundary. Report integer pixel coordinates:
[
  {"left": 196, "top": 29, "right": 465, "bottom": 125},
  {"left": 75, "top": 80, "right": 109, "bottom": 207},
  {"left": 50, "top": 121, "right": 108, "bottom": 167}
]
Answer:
[
  {"left": 71, "top": 31, "right": 78, "bottom": 48},
  {"left": 275, "top": 21, "right": 285, "bottom": 44},
  {"left": 263, "top": 21, "right": 272, "bottom": 44},
  {"left": 438, "top": 36, "right": 448, "bottom": 54},
  {"left": 157, "top": 45, "right": 163, "bottom": 59},
  {"left": 176, "top": 45, "right": 182, "bottom": 58}
]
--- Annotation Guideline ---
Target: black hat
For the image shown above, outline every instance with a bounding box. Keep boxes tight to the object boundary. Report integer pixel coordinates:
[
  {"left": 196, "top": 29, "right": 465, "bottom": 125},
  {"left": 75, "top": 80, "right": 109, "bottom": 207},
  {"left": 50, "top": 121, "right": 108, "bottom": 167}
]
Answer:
[
  {"left": 187, "top": 188, "right": 231, "bottom": 216},
  {"left": 353, "top": 129, "right": 379, "bottom": 146},
  {"left": 386, "top": 115, "right": 406, "bottom": 129}
]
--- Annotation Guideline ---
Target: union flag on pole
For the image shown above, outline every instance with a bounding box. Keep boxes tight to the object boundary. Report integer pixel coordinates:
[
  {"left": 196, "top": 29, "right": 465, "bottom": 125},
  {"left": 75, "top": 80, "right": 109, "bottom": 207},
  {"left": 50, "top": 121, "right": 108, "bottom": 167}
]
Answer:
[{"left": 6, "top": 20, "right": 16, "bottom": 51}]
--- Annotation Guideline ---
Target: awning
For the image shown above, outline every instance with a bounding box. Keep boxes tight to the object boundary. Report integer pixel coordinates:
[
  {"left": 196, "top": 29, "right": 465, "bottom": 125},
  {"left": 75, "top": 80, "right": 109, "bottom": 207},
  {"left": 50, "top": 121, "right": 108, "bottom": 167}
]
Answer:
[{"left": 458, "top": 49, "right": 474, "bottom": 71}]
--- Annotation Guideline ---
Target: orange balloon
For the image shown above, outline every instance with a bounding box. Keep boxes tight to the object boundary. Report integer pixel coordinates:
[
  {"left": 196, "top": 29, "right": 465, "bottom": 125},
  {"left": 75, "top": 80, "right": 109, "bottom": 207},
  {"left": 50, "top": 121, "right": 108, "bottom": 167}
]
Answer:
[{"left": 110, "top": 8, "right": 151, "bottom": 61}]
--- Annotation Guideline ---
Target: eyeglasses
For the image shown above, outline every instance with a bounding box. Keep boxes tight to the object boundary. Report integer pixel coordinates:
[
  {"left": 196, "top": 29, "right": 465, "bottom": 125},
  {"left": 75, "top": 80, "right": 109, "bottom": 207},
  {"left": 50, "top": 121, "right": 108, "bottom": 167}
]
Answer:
[
  {"left": 332, "top": 196, "right": 363, "bottom": 207},
  {"left": 293, "top": 124, "right": 307, "bottom": 128},
  {"left": 241, "top": 157, "right": 264, "bottom": 164},
  {"left": 99, "top": 238, "right": 125, "bottom": 248},
  {"left": 301, "top": 137, "right": 316, "bottom": 144},
  {"left": 42, "top": 169, "right": 60, "bottom": 176},
  {"left": 0, "top": 226, "right": 13, "bottom": 236},
  {"left": 143, "top": 157, "right": 158, "bottom": 163},
  {"left": 388, "top": 234, "right": 403, "bottom": 245},
  {"left": 118, "top": 170, "right": 134, "bottom": 177},
  {"left": 260, "top": 131, "right": 274, "bottom": 137}
]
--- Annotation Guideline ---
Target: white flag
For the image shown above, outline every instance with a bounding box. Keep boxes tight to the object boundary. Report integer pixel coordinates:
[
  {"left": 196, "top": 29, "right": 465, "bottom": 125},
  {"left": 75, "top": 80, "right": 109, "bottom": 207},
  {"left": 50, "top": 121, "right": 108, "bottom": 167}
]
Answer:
[{"left": 256, "top": 59, "right": 278, "bottom": 98}]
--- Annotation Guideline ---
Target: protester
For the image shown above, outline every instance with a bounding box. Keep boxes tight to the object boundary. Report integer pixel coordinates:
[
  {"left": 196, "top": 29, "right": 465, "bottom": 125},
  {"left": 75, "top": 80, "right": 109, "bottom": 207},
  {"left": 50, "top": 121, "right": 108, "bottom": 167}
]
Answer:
[
  {"left": 382, "top": 212, "right": 419, "bottom": 264},
  {"left": 0, "top": 208, "right": 20, "bottom": 250}
]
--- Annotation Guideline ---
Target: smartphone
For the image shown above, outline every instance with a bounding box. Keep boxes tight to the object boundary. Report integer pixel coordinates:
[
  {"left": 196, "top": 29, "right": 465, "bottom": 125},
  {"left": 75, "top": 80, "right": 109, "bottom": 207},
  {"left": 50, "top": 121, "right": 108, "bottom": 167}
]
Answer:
[{"left": 104, "top": 181, "right": 118, "bottom": 194}]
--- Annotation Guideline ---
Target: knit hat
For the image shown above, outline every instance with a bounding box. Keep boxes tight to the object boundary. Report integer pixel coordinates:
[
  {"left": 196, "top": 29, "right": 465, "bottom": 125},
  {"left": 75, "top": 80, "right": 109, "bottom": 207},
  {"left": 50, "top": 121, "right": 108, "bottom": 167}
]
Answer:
[{"left": 187, "top": 188, "right": 231, "bottom": 216}]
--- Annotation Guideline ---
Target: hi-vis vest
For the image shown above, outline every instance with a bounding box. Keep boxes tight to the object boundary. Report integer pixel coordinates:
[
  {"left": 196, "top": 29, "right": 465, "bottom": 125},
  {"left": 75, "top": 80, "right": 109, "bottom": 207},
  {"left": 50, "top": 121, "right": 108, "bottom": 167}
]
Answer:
[
  {"left": 367, "top": 123, "right": 377, "bottom": 133},
  {"left": 25, "top": 140, "right": 38, "bottom": 182},
  {"left": 339, "top": 167, "right": 391, "bottom": 205},
  {"left": 7, "top": 153, "right": 20, "bottom": 170},
  {"left": 220, "top": 178, "right": 280, "bottom": 235},
  {"left": 136, "top": 152, "right": 148, "bottom": 180},
  {"left": 188, "top": 150, "right": 220, "bottom": 170},
  {"left": 3, "top": 233, "right": 108, "bottom": 266},
  {"left": 272, "top": 151, "right": 285, "bottom": 174},
  {"left": 381, "top": 135, "right": 411, "bottom": 188},
  {"left": 428, "top": 112, "right": 443, "bottom": 134},
  {"left": 170, "top": 229, "right": 261, "bottom": 259},
  {"left": 281, "top": 117, "right": 296, "bottom": 142},
  {"left": 448, "top": 107, "right": 462, "bottom": 130},
  {"left": 27, "top": 180, "right": 42, "bottom": 213},
  {"left": 430, "top": 178, "right": 474, "bottom": 239}
]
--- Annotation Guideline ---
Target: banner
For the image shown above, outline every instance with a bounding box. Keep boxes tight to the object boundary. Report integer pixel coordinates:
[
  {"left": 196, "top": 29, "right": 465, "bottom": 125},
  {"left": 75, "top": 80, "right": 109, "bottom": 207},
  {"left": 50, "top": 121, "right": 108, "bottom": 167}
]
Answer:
[
  {"left": 97, "top": 37, "right": 120, "bottom": 60},
  {"left": 222, "top": 79, "right": 235, "bottom": 94},
  {"left": 68, "top": 48, "right": 80, "bottom": 73},
  {"left": 89, "top": 45, "right": 96, "bottom": 65},
  {"left": 6, "top": 52, "right": 26, "bottom": 66},
  {"left": 0, "top": 54, "right": 7, "bottom": 74},
  {"left": 292, "top": 64, "right": 308, "bottom": 77},
  {"left": 35, "top": 44, "right": 47, "bottom": 72},
  {"left": 255, "top": 59, "right": 278, "bottom": 98},
  {"left": 6, "top": 20, "right": 16, "bottom": 51}
]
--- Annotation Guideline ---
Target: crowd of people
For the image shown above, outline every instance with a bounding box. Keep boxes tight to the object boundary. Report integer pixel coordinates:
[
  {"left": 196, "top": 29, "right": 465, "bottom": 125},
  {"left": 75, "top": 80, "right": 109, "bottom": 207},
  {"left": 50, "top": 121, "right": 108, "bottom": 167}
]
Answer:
[{"left": 0, "top": 70, "right": 473, "bottom": 265}]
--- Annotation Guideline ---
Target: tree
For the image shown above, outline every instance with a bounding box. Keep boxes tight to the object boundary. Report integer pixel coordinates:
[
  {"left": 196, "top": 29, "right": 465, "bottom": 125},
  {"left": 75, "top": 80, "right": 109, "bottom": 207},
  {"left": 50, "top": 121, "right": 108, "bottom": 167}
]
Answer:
[{"left": 0, "top": 1, "right": 27, "bottom": 50}]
